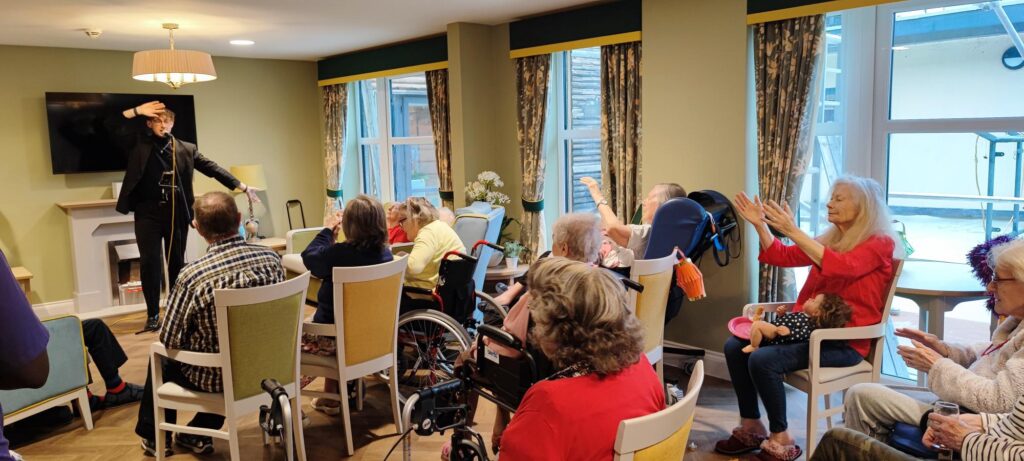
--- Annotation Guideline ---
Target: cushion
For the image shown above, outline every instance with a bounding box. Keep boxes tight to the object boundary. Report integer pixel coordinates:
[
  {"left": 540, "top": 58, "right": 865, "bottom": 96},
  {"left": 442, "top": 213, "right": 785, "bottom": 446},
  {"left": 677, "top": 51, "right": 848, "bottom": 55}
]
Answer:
[{"left": 0, "top": 316, "right": 88, "bottom": 416}]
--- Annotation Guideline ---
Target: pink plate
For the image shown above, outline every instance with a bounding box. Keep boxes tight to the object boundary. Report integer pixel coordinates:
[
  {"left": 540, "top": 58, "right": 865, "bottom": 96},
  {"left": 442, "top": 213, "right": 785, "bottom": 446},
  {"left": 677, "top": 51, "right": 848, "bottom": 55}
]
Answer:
[{"left": 728, "top": 316, "right": 754, "bottom": 340}]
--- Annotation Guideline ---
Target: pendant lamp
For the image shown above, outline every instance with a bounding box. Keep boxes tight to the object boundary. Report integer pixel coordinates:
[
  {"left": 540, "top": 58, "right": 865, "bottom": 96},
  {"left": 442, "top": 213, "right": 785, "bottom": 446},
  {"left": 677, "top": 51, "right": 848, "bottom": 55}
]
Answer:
[{"left": 132, "top": 23, "right": 216, "bottom": 89}]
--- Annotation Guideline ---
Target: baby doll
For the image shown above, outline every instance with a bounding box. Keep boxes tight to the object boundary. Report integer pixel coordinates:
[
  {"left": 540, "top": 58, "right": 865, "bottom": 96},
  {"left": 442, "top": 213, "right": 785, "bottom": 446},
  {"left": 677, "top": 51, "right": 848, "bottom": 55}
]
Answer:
[{"left": 741, "top": 293, "right": 852, "bottom": 353}]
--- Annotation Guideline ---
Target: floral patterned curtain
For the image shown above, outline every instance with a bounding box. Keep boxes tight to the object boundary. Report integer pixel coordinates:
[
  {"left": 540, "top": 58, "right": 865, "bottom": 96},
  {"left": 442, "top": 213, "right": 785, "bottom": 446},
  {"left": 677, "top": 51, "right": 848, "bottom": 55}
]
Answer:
[
  {"left": 321, "top": 84, "right": 346, "bottom": 217},
  {"left": 601, "top": 41, "right": 642, "bottom": 219},
  {"left": 754, "top": 15, "right": 825, "bottom": 302},
  {"left": 515, "top": 54, "right": 552, "bottom": 263},
  {"left": 426, "top": 69, "right": 454, "bottom": 209}
]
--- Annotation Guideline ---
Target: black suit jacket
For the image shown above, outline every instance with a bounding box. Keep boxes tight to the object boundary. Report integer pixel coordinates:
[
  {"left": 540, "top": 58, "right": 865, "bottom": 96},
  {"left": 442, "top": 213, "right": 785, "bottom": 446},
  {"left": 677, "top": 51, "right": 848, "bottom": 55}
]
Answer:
[{"left": 111, "top": 118, "right": 239, "bottom": 215}]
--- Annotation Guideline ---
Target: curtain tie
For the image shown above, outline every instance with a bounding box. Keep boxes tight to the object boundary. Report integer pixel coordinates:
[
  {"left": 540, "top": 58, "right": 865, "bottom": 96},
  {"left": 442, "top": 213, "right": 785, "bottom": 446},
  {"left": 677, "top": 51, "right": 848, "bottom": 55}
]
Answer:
[
  {"left": 326, "top": 189, "right": 343, "bottom": 199},
  {"left": 521, "top": 198, "right": 544, "bottom": 213},
  {"left": 439, "top": 190, "right": 455, "bottom": 201}
]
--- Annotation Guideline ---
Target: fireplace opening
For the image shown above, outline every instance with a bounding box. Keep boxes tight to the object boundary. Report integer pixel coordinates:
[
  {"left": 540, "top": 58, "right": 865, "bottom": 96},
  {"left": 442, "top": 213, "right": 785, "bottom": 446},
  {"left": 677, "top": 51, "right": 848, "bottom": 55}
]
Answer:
[{"left": 108, "top": 240, "right": 142, "bottom": 306}]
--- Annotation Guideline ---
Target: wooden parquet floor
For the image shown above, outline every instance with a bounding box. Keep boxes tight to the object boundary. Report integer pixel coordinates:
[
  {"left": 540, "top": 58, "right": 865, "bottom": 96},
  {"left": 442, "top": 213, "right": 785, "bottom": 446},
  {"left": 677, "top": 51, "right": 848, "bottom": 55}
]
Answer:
[{"left": 8, "top": 311, "right": 869, "bottom": 460}]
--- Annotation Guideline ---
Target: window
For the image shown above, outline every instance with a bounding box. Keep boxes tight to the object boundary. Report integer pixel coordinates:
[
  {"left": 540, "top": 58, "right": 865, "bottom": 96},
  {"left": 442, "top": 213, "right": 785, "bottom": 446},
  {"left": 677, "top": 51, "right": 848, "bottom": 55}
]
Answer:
[
  {"left": 357, "top": 73, "right": 440, "bottom": 205},
  {"left": 552, "top": 47, "right": 602, "bottom": 213},
  {"left": 792, "top": 1, "right": 1024, "bottom": 383}
]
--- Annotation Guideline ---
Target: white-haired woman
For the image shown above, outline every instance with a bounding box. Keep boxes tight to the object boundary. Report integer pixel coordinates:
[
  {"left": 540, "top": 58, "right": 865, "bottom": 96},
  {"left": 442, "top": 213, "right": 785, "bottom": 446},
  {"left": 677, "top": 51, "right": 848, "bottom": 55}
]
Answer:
[
  {"left": 715, "top": 176, "right": 901, "bottom": 461},
  {"left": 491, "top": 212, "right": 603, "bottom": 307},
  {"left": 580, "top": 177, "right": 686, "bottom": 266},
  {"left": 844, "top": 237, "right": 1024, "bottom": 442}
]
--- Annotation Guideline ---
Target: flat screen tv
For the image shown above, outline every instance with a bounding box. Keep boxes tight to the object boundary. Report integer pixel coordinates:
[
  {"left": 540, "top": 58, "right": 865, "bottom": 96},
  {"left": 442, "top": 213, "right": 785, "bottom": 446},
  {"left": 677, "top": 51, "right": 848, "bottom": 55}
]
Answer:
[{"left": 45, "top": 92, "right": 198, "bottom": 174}]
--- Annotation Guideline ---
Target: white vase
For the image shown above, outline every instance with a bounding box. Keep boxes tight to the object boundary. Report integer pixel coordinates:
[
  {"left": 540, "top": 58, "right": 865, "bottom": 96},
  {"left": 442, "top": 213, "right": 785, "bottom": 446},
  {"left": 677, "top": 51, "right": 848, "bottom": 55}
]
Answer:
[{"left": 505, "top": 257, "right": 519, "bottom": 270}]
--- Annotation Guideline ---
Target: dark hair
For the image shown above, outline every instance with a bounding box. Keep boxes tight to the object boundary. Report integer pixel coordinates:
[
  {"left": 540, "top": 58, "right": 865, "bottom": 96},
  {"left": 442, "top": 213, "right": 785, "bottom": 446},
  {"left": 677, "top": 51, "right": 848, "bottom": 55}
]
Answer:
[
  {"left": 193, "top": 191, "right": 239, "bottom": 240},
  {"left": 342, "top": 195, "right": 388, "bottom": 252},
  {"left": 812, "top": 294, "right": 853, "bottom": 329}
]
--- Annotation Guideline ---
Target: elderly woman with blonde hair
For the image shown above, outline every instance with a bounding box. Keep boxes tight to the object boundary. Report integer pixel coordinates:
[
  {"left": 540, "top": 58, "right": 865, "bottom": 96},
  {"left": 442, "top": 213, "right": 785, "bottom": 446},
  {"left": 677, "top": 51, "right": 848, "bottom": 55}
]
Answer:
[
  {"left": 497, "top": 258, "right": 665, "bottom": 460},
  {"left": 399, "top": 197, "right": 466, "bottom": 310},
  {"left": 717, "top": 176, "right": 902, "bottom": 461},
  {"left": 844, "top": 237, "right": 1024, "bottom": 443}
]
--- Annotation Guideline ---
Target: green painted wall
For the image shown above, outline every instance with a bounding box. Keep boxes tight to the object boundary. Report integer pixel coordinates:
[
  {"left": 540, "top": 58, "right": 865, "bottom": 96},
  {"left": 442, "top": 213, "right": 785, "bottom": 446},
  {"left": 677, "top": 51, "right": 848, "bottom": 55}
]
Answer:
[
  {"left": 0, "top": 45, "right": 323, "bottom": 304},
  {"left": 447, "top": 23, "right": 522, "bottom": 223},
  {"left": 642, "top": 0, "right": 759, "bottom": 350}
]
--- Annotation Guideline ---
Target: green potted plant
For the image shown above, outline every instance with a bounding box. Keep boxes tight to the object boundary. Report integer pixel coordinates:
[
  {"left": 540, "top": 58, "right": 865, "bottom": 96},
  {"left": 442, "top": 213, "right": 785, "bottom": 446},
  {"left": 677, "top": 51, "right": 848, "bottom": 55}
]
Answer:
[{"left": 503, "top": 241, "right": 524, "bottom": 269}]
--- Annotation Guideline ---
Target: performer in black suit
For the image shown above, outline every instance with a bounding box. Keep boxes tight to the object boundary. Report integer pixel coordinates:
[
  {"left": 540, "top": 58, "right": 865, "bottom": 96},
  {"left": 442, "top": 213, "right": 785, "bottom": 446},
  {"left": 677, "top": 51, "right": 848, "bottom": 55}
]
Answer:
[{"left": 115, "top": 101, "right": 261, "bottom": 332}]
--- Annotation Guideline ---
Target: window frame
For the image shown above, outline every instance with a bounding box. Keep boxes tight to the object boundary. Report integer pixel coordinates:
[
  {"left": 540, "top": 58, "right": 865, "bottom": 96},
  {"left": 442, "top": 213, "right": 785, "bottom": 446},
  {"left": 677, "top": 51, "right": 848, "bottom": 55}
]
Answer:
[
  {"left": 356, "top": 72, "right": 435, "bottom": 203},
  {"left": 870, "top": 0, "right": 1024, "bottom": 187}
]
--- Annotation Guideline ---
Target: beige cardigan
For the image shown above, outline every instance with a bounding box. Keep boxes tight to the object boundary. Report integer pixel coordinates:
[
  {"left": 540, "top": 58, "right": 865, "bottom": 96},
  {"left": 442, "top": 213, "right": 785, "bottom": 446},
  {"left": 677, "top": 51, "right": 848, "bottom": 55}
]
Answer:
[{"left": 930, "top": 317, "right": 1024, "bottom": 413}]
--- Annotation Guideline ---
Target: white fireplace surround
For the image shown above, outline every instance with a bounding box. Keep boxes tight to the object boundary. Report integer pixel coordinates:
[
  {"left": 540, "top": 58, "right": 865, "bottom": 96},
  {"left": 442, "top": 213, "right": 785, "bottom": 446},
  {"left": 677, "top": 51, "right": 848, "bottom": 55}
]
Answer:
[{"left": 57, "top": 199, "right": 202, "bottom": 318}]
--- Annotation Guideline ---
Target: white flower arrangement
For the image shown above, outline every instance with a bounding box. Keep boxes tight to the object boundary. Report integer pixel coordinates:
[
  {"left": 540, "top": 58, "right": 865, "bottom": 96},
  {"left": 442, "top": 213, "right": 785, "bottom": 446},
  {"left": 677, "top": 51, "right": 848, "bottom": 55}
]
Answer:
[{"left": 466, "top": 171, "right": 510, "bottom": 205}]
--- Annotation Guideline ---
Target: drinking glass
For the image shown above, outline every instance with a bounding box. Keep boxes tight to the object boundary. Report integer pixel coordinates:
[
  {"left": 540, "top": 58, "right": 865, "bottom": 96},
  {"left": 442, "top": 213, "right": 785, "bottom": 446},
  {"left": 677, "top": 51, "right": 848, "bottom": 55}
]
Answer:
[{"left": 933, "top": 401, "right": 959, "bottom": 461}]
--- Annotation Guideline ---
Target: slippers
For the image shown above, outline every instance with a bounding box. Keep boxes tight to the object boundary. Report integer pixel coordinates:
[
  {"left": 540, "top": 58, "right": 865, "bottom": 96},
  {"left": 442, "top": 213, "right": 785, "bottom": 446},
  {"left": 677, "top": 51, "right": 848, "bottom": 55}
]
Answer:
[{"left": 755, "top": 439, "right": 803, "bottom": 461}]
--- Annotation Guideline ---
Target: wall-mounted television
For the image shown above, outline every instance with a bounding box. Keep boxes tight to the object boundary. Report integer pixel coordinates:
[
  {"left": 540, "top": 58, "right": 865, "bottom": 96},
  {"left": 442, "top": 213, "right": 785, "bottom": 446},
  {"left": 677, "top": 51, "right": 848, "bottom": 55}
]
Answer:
[{"left": 45, "top": 92, "right": 198, "bottom": 174}]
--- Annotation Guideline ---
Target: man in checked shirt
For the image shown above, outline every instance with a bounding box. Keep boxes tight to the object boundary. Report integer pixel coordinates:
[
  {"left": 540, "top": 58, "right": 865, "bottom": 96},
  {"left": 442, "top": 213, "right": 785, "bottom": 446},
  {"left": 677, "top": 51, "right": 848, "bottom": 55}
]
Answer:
[{"left": 134, "top": 191, "right": 284, "bottom": 457}]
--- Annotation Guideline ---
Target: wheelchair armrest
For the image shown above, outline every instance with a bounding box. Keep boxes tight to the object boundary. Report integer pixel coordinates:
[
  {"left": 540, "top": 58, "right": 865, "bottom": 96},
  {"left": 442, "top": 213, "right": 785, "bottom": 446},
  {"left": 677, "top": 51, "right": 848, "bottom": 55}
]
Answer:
[
  {"left": 475, "top": 290, "right": 508, "bottom": 319},
  {"left": 402, "top": 286, "right": 433, "bottom": 296},
  {"left": 477, "top": 324, "right": 522, "bottom": 350},
  {"left": 621, "top": 277, "right": 644, "bottom": 293}
]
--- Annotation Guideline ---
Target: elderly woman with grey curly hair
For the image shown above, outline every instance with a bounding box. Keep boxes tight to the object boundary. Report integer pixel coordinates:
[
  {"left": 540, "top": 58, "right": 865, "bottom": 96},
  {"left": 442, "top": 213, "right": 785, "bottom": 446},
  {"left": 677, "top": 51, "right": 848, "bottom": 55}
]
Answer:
[{"left": 497, "top": 258, "right": 665, "bottom": 460}]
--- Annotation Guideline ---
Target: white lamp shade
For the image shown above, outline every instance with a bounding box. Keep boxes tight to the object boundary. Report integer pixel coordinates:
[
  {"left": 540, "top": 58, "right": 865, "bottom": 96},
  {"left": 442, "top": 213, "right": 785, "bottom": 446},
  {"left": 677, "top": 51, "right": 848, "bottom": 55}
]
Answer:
[{"left": 132, "top": 49, "right": 217, "bottom": 88}]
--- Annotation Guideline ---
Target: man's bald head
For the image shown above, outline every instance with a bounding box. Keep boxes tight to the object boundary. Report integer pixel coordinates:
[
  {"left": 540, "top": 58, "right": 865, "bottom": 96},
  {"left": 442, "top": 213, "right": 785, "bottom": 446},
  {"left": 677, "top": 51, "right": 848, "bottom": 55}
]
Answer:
[{"left": 193, "top": 191, "right": 241, "bottom": 241}]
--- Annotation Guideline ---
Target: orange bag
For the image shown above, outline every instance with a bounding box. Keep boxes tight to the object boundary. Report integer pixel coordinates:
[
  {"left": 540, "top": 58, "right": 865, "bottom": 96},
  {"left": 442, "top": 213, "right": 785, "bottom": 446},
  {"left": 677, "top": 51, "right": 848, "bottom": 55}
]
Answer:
[{"left": 673, "top": 249, "right": 705, "bottom": 301}]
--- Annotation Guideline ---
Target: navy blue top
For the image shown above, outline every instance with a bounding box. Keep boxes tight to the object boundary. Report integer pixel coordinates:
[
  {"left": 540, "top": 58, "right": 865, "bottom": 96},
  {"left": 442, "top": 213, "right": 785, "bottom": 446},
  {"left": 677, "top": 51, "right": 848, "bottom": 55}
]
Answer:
[{"left": 301, "top": 228, "right": 393, "bottom": 324}]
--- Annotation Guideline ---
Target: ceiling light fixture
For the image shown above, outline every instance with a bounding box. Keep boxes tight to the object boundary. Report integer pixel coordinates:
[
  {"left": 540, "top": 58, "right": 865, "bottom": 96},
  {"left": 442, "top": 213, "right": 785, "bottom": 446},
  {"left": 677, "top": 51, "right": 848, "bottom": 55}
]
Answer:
[
  {"left": 229, "top": 39, "right": 255, "bottom": 46},
  {"left": 132, "top": 23, "right": 216, "bottom": 89}
]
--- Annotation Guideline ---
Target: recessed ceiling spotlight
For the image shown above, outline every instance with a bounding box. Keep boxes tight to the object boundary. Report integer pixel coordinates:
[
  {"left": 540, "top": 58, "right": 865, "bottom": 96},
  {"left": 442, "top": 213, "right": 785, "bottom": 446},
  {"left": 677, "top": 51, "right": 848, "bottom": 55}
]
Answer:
[{"left": 230, "top": 39, "right": 255, "bottom": 46}]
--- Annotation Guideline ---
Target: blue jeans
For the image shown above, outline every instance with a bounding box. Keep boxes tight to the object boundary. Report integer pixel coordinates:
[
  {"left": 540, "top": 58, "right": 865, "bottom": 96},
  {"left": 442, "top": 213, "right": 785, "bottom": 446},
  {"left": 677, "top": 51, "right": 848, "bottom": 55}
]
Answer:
[{"left": 724, "top": 336, "right": 864, "bottom": 433}]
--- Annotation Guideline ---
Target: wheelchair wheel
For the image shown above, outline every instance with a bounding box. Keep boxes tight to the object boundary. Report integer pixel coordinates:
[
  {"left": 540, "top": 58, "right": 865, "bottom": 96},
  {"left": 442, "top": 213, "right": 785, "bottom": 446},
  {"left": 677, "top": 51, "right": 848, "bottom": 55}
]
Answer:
[
  {"left": 451, "top": 438, "right": 488, "bottom": 461},
  {"left": 386, "top": 309, "right": 472, "bottom": 401}
]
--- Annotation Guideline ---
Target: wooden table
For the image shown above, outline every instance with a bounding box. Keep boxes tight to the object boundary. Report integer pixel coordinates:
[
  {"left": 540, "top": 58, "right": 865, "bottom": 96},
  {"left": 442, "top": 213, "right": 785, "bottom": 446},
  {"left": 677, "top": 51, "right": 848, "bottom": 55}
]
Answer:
[
  {"left": 12, "top": 266, "right": 32, "bottom": 296},
  {"left": 895, "top": 260, "right": 987, "bottom": 386},
  {"left": 485, "top": 263, "right": 529, "bottom": 287},
  {"left": 253, "top": 237, "right": 286, "bottom": 253}
]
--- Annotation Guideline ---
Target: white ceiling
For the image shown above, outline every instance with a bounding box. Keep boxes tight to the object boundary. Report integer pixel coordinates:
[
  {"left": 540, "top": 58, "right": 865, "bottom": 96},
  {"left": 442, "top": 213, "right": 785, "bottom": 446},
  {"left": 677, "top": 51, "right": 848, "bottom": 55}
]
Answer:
[{"left": 0, "top": 0, "right": 598, "bottom": 61}]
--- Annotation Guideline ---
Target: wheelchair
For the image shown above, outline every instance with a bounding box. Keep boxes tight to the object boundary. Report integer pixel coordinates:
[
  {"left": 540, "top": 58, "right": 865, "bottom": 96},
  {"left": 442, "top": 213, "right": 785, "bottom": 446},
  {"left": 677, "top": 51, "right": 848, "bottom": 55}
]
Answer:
[
  {"left": 397, "top": 276, "right": 646, "bottom": 460},
  {"left": 381, "top": 241, "right": 509, "bottom": 402}
]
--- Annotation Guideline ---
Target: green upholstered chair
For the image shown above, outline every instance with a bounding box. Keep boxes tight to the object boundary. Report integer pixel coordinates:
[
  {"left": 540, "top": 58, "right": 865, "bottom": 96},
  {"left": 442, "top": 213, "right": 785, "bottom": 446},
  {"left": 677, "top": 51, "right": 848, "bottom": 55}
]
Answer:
[
  {"left": 282, "top": 227, "right": 326, "bottom": 305},
  {"left": 149, "top": 272, "right": 311, "bottom": 461},
  {"left": 614, "top": 361, "right": 704, "bottom": 461},
  {"left": 300, "top": 256, "right": 408, "bottom": 456},
  {"left": 0, "top": 315, "right": 93, "bottom": 431}
]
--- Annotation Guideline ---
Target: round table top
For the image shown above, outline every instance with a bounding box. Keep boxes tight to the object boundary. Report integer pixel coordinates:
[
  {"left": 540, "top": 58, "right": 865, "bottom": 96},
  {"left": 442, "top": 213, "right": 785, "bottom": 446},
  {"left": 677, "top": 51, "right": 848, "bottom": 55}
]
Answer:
[
  {"left": 485, "top": 263, "right": 529, "bottom": 280},
  {"left": 895, "top": 260, "right": 988, "bottom": 297}
]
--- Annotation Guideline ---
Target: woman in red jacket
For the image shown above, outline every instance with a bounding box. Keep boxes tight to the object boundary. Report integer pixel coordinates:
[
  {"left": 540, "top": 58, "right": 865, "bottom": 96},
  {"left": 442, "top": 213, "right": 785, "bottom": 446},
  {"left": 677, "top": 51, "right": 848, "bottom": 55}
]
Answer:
[
  {"left": 498, "top": 257, "right": 665, "bottom": 460},
  {"left": 714, "top": 176, "right": 901, "bottom": 461}
]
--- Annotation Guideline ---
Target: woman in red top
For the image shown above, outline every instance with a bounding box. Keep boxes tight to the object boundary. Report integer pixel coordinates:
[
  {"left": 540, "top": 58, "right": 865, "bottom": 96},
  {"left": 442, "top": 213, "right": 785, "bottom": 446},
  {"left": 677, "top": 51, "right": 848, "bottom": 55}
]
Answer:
[
  {"left": 385, "top": 201, "right": 410, "bottom": 244},
  {"left": 499, "top": 257, "right": 665, "bottom": 460},
  {"left": 715, "top": 176, "right": 900, "bottom": 461}
]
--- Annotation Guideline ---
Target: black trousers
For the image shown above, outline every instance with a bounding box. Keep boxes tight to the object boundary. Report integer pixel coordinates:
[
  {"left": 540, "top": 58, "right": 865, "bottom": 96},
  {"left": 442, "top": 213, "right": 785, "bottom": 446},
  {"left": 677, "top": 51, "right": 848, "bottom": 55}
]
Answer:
[
  {"left": 81, "top": 319, "right": 127, "bottom": 385},
  {"left": 135, "top": 359, "right": 225, "bottom": 440},
  {"left": 134, "top": 200, "right": 189, "bottom": 318}
]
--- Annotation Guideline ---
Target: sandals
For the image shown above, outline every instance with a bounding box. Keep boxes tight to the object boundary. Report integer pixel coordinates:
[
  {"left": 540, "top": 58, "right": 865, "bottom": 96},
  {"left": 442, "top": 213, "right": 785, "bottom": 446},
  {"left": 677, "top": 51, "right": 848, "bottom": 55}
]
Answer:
[
  {"left": 714, "top": 428, "right": 767, "bottom": 455},
  {"left": 755, "top": 439, "right": 803, "bottom": 461}
]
